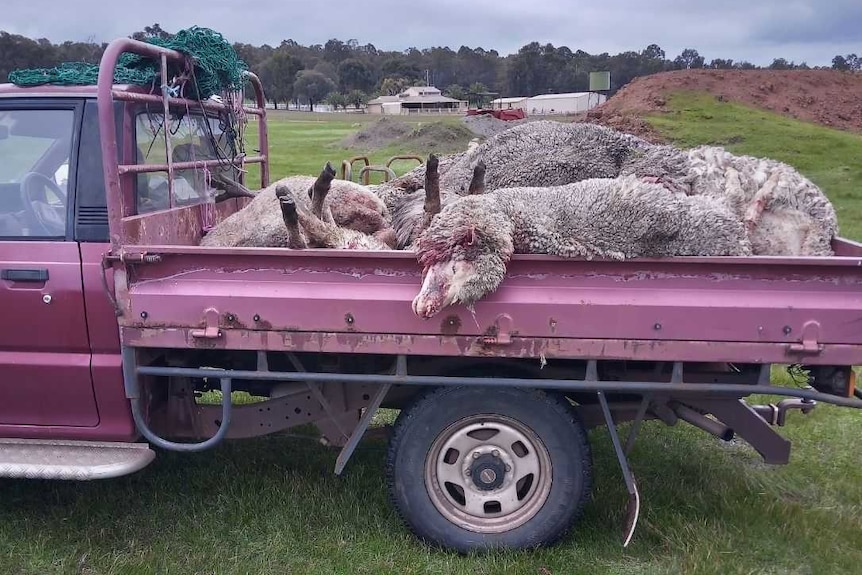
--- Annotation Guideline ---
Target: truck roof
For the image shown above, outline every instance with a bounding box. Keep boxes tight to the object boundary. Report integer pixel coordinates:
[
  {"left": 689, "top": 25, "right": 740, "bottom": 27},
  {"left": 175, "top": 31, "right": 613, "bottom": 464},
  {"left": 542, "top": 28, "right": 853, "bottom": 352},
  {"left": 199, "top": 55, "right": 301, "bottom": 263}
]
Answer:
[{"left": 0, "top": 83, "right": 149, "bottom": 98}]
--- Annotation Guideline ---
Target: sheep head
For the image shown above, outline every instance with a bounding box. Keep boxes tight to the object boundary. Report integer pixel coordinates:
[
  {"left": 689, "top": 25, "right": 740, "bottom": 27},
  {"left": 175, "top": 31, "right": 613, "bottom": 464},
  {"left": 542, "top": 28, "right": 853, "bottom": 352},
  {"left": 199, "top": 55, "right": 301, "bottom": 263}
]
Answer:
[{"left": 411, "top": 196, "right": 514, "bottom": 318}]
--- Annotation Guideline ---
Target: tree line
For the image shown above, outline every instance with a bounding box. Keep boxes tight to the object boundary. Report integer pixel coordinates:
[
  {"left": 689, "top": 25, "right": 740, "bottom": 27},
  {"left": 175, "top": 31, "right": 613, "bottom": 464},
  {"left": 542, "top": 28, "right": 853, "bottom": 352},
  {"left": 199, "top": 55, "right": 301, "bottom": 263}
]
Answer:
[{"left": 2, "top": 23, "right": 860, "bottom": 111}]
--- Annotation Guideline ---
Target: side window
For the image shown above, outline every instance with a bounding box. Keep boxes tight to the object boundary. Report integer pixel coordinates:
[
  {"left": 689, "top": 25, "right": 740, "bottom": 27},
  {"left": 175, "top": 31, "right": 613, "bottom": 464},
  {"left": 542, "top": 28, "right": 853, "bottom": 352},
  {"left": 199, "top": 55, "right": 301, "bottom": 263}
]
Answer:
[
  {"left": 0, "top": 109, "right": 75, "bottom": 238},
  {"left": 134, "top": 109, "right": 236, "bottom": 214}
]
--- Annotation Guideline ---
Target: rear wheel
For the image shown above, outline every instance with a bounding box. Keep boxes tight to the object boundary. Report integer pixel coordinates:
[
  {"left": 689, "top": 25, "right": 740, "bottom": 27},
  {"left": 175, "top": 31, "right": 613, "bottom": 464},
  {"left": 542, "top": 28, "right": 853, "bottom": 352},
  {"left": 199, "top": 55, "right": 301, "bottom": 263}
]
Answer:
[{"left": 385, "top": 386, "right": 592, "bottom": 553}]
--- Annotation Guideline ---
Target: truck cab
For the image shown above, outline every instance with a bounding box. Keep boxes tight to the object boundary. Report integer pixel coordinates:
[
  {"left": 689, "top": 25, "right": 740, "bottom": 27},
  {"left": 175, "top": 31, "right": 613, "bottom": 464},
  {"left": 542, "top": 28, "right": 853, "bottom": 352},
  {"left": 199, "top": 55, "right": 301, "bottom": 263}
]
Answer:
[
  {"left": 0, "top": 90, "right": 130, "bottom": 438},
  {"left": 0, "top": 82, "right": 252, "bottom": 448}
]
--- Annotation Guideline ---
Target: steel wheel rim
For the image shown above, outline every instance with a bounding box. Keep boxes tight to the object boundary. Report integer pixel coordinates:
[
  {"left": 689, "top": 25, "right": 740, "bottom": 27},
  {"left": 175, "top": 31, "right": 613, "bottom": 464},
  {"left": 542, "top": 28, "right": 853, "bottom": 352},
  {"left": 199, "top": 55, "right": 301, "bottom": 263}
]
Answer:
[{"left": 424, "top": 413, "right": 553, "bottom": 534}]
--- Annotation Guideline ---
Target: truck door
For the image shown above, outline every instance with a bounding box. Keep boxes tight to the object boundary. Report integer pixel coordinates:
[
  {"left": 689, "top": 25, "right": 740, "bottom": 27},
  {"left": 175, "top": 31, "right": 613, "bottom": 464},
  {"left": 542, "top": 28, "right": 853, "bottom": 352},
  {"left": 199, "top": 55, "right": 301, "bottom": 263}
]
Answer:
[{"left": 0, "top": 99, "right": 99, "bottom": 427}]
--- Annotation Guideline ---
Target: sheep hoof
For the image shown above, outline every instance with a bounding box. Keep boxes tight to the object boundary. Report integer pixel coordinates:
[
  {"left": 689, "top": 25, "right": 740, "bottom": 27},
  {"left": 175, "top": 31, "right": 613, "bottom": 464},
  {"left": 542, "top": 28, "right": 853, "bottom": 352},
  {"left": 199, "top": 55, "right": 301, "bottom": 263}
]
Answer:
[{"left": 324, "top": 161, "right": 337, "bottom": 178}]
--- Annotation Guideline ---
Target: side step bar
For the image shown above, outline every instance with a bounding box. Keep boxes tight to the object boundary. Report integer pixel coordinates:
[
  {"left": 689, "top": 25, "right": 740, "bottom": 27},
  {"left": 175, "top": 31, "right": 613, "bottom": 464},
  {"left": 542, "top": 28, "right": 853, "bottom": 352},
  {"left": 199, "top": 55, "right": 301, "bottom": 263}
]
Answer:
[{"left": 0, "top": 438, "right": 155, "bottom": 480}]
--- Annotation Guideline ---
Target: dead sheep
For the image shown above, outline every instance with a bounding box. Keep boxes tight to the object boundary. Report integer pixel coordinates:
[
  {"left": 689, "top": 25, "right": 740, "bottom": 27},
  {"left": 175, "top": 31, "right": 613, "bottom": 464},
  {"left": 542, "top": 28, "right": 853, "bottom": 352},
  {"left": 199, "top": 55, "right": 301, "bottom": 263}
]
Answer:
[
  {"left": 685, "top": 145, "right": 838, "bottom": 256},
  {"left": 199, "top": 162, "right": 395, "bottom": 248},
  {"left": 276, "top": 185, "right": 392, "bottom": 250},
  {"left": 373, "top": 121, "right": 678, "bottom": 248},
  {"left": 389, "top": 154, "right": 487, "bottom": 250},
  {"left": 410, "top": 175, "right": 752, "bottom": 318},
  {"left": 371, "top": 120, "right": 651, "bottom": 207},
  {"left": 375, "top": 119, "right": 837, "bottom": 257},
  {"left": 618, "top": 142, "right": 838, "bottom": 256}
]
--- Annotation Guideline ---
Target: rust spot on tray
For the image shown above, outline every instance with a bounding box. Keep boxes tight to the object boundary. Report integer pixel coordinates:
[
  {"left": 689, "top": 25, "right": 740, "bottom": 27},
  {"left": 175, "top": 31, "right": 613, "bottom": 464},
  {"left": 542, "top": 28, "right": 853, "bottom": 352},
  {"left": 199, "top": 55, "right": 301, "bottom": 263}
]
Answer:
[
  {"left": 222, "top": 311, "right": 247, "bottom": 329},
  {"left": 441, "top": 314, "right": 461, "bottom": 336},
  {"left": 253, "top": 314, "right": 273, "bottom": 330}
]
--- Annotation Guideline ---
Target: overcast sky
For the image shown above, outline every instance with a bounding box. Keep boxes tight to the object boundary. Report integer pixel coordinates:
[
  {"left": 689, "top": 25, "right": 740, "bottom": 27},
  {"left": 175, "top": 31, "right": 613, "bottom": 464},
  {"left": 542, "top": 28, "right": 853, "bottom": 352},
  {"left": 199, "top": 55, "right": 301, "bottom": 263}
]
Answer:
[{"left": 1, "top": 0, "right": 859, "bottom": 67}]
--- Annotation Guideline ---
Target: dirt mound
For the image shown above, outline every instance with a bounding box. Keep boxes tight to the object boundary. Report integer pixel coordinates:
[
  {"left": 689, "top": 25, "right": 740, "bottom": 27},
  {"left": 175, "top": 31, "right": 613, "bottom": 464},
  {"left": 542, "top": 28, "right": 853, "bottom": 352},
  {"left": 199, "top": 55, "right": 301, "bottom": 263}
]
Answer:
[
  {"left": 342, "top": 117, "right": 475, "bottom": 153},
  {"left": 460, "top": 114, "right": 550, "bottom": 138},
  {"left": 401, "top": 122, "right": 475, "bottom": 152},
  {"left": 580, "top": 69, "right": 862, "bottom": 141},
  {"left": 461, "top": 114, "right": 509, "bottom": 137},
  {"left": 340, "top": 117, "right": 414, "bottom": 148}
]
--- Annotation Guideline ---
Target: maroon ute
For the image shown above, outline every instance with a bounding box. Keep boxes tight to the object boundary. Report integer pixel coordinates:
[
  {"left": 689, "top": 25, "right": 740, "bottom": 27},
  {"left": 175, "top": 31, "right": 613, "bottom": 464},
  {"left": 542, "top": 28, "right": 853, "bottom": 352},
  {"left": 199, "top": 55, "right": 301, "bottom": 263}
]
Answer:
[{"left": 1, "top": 38, "right": 862, "bottom": 553}]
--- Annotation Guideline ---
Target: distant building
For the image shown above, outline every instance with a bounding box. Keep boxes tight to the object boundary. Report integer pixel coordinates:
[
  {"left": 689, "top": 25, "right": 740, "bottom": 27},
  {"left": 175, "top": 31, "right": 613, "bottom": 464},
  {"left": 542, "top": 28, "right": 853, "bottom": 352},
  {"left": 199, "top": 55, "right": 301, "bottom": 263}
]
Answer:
[
  {"left": 365, "top": 95, "right": 401, "bottom": 115},
  {"left": 489, "top": 96, "right": 529, "bottom": 110},
  {"left": 489, "top": 92, "right": 606, "bottom": 115},
  {"left": 366, "top": 86, "right": 468, "bottom": 115},
  {"left": 526, "top": 92, "right": 606, "bottom": 115}
]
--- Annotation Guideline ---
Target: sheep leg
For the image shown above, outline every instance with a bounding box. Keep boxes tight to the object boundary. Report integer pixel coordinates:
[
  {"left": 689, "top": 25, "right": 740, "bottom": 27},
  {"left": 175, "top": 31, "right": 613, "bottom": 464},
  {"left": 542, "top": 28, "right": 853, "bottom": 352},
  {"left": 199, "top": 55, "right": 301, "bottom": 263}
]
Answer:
[
  {"left": 276, "top": 185, "right": 309, "bottom": 249},
  {"left": 722, "top": 167, "right": 748, "bottom": 216},
  {"left": 309, "top": 161, "right": 337, "bottom": 223},
  {"left": 744, "top": 172, "right": 779, "bottom": 232},
  {"left": 210, "top": 172, "right": 257, "bottom": 201},
  {"left": 294, "top": 206, "right": 342, "bottom": 249},
  {"left": 423, "top": 154, "right": 441, "bottom": 217},
  {"left": 467, "top": 159, "right": 486, "bottom": 195}
]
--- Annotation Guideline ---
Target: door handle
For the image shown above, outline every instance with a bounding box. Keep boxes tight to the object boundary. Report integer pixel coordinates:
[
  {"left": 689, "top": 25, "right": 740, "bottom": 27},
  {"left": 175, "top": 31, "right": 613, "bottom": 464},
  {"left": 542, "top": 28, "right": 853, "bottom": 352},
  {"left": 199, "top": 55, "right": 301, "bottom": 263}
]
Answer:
[{"left": 1, "top": 268, "right": 49, "bottom": 282}]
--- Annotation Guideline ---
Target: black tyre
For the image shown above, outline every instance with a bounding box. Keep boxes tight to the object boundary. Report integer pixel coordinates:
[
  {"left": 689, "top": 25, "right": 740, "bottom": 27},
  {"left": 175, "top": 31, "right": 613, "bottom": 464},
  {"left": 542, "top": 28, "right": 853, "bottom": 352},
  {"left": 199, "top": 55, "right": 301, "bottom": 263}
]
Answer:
[{"left": 385, "top": 386, "right": 592, "bottom": 553}]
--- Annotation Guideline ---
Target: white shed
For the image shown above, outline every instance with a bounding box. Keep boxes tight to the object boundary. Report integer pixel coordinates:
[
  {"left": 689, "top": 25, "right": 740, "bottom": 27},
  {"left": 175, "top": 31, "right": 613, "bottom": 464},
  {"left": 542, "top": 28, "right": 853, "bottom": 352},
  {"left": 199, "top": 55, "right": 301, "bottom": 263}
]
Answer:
[
  {"left": 490, "top": 96, "right": 528, "bottom": 110},
  {"left": 525, "top": 92, "right": 606, "bottom": 115}
]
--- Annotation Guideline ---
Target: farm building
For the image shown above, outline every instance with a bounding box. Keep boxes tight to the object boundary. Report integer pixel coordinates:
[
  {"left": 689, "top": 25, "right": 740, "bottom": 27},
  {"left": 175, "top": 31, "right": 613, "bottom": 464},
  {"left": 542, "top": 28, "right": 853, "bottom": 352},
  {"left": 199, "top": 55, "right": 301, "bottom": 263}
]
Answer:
[
  {"left": 366, "top": 86, "right": 468, "bottom": 115},
  {"left": 489, "top": 92, "right": 607, "bottom": 115},
  {"left": 365, "top": 95, "right": 401, "bottom": 115},
  {"left": 489, "top": 96, "right": 529, "bottom": 110},
  {"left": 525, "top": 92, "right": 606, "bottom": 114}
]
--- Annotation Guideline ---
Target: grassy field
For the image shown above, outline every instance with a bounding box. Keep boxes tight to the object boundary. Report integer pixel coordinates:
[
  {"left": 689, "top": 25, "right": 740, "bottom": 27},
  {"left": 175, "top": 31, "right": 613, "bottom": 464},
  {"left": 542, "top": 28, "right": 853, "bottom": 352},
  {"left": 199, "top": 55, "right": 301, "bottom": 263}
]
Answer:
[
  {"left": 2, "top": 102, "right": 862, "bottom": 575},
  {"left": 242, "top": 110, "right": 469, "bottom": 187}
]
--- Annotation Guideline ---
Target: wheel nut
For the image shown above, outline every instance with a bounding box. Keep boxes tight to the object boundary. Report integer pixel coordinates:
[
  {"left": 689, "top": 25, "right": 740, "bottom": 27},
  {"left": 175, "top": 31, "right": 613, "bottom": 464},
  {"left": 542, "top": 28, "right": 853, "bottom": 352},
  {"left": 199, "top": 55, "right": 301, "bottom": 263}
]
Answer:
[
  {"left": 472, "top": 452, "right": 480, "bottom": 459},
  {"left": 465, "top": 469, "right": 472, "bottom": 476},
  {"left": 491, "top": 449, "right": 500, "bottom": 458},
  {"left": 505, "top": 464, "right": 511, "bottom": 472}
]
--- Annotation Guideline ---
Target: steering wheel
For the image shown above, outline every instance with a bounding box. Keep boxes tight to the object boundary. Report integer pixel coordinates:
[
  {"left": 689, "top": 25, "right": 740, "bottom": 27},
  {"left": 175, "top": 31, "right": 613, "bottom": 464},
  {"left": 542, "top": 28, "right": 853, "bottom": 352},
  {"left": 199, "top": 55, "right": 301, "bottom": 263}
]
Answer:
[{"left": 20, "top": 171, "right": 67, "bottom": 236}]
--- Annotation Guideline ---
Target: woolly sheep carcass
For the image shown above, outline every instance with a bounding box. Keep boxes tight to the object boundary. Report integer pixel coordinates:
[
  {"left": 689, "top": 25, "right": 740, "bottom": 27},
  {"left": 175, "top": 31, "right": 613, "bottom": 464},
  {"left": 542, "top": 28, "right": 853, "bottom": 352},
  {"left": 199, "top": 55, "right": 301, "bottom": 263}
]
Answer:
[
  {"left": 199, "top": 162, "right": 395, "bottom": 248},
  {"left": 275, "top": 184, "right": 392, "bottom": 250},
  {"left": 371, "top": 120, "right": 650, "bottom": 213},
  {"left": 374, "top": 120, "right": 838, "bottom": 258},
  {"left": 685, "top": 145, "right": 838, "bottom": 256},
  {"left": 389, "top": 153, "right": 487, "bottom": 250},
  {"left": 411, "top": 175, "right": 752, "bottom": 318}
]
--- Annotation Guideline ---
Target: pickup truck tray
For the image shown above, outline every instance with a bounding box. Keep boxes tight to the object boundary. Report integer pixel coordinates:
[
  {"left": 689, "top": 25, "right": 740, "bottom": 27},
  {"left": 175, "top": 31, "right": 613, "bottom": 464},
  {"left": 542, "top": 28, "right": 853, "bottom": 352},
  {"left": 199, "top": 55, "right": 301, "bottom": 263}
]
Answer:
[{"left": 113, "top": 238, "right": 862, "bottom": 366}]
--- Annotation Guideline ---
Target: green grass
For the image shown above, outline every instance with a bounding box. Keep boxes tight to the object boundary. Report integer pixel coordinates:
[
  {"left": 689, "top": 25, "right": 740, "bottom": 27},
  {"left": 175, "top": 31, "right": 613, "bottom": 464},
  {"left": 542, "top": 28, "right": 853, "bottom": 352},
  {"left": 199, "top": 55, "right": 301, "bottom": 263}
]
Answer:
[
  {"left": 3, "top": 103, "right": 862, "bottom": 574},
  {"left": 243, "top": 110, "right": 468, "bottom": 187}
]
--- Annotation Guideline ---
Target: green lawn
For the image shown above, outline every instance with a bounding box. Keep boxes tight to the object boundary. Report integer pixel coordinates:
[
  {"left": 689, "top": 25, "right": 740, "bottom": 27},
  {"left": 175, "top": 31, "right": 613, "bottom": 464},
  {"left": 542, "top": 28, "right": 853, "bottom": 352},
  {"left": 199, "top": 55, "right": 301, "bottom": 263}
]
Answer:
[
  {"left": 2, "top": 101, "right": 862, "bottom": 575},
  {"left": 243, "top": 110, "right": 468, "bottom": 186}
]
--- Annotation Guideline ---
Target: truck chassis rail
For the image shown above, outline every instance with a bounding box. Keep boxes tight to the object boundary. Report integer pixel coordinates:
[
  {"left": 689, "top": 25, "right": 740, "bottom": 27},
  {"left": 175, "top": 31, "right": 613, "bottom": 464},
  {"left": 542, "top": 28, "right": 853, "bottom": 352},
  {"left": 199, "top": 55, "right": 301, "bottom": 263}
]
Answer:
[{"left": 125, "top": 351, "right": 862, "bottom": 547}]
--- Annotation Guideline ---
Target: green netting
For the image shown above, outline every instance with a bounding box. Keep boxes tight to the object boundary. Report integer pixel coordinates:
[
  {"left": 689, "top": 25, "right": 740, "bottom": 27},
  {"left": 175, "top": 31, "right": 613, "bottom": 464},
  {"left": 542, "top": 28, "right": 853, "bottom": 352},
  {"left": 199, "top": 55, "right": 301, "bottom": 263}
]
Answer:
[{"left": 7, "top": 26, "right": 247, "bottom": 100}]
